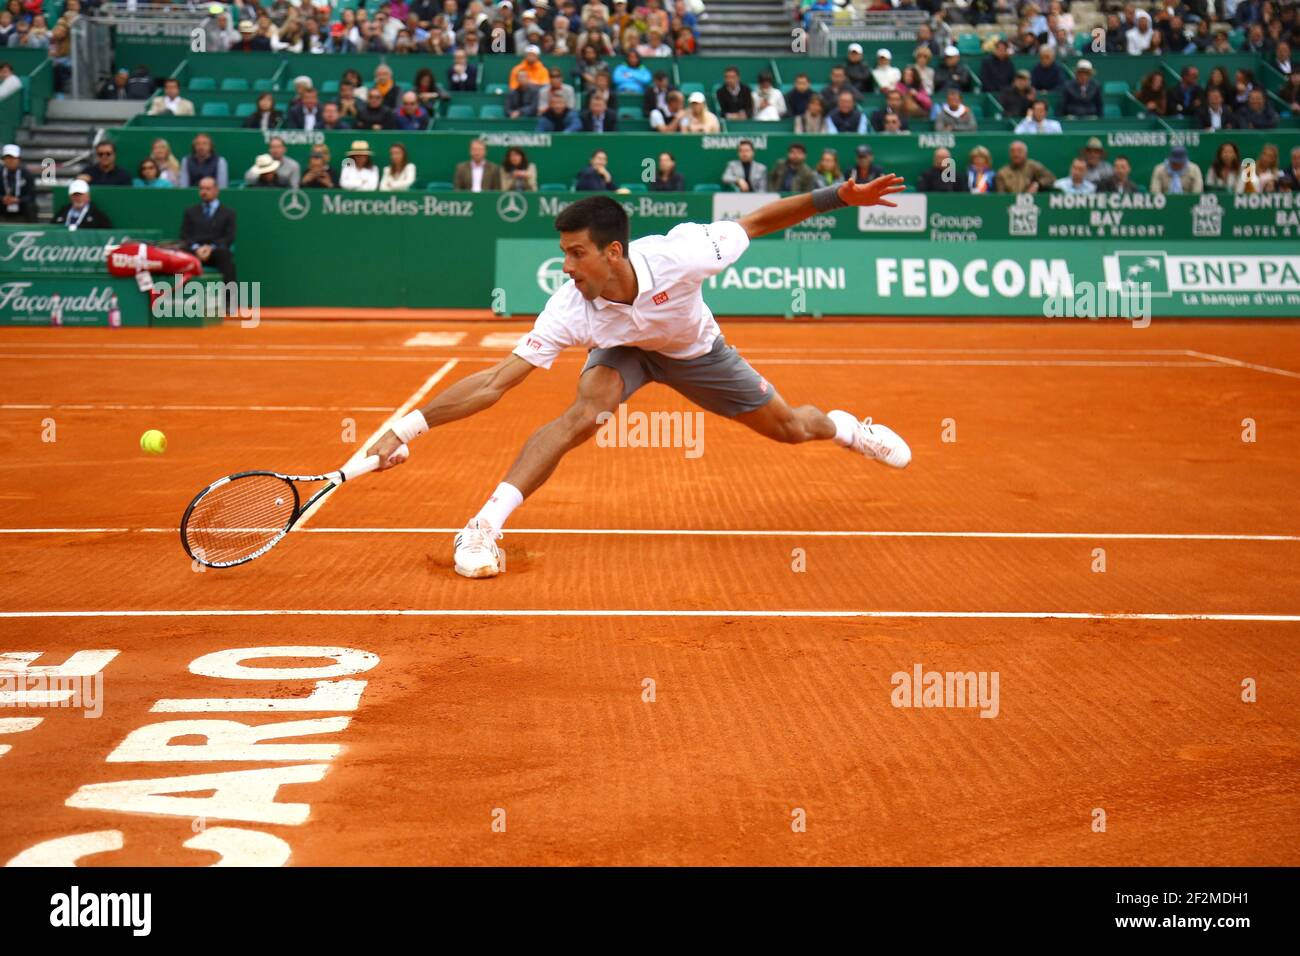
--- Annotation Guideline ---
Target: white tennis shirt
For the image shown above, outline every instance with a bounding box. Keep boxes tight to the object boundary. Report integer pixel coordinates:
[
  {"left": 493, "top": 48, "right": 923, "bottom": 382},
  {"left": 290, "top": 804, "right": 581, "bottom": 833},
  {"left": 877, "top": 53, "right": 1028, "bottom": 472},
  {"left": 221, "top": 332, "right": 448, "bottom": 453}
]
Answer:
[{"left": 513, "top": 220, "right": 750, "bottom": 369}]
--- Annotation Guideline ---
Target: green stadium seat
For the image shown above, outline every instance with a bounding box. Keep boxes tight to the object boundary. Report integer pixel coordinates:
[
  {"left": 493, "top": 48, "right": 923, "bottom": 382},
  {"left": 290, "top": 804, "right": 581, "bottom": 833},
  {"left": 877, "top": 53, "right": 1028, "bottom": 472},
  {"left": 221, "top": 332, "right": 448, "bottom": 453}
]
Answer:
[
  {"left": 693, "top": 184, "right": 721, "bottom": 192},
  {"left": 188, "top": 77, "right": 216, "bottom": 91},
  {"left": 1074, "top": 33, "right": 1090, "bottom": 52},
  {"left": 235, "top": 103, "right": 257, "bottom": 118},
  {"left": 479, "top": 104, "right": 506, "bottom": 119},
  {"left": 425, "top": 181, "right": 454, "bottom": 191},
  {"left": 1103, "top": 102, "right": 1122, "bottom": 119},
  {"left": 220, "top": 78, "right": 250, "bottom": 92},
  {"left": 957, "top": 35, "right": 982, "bottom": 55},
  {"left": 623, "top": 182, "right": 648, "bottom": 192},
  {"left": 200, "top": 102, "right": 231, "bottom": 117},
  {"left": 1103, "top": 81, "right": 1131, "bottom": 97},
  {"left": 447, "top": 104, "right": 476, "bottom": 119},
  {"left": 617, "top": 105, "right": 642, "bottom": 120},
  {"left": 680, "top": 82, "right": 705, "bottom": 96},
  {"left": 540, "top": 183, "right": 569, "bottom": 192},
  {"left": 252, "top": 78, "right": 277, "bottom": 92},
  {"left": 1228, "top": 29, "right": 1245, "bottom": 50},
  {"left": 320, "top": 80, "right": 340, "bottom": 95},
  {"left": 487, "top": 83, "right": 508, "bottom": 95}
]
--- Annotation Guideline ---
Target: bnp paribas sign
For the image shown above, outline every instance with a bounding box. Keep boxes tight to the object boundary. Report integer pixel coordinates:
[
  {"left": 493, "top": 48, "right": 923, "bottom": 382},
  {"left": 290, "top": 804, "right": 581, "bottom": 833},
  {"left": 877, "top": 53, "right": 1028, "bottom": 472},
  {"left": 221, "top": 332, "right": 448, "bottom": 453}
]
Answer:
[{"left": 0, "top": 229, "right": 162, "bottom": 274}]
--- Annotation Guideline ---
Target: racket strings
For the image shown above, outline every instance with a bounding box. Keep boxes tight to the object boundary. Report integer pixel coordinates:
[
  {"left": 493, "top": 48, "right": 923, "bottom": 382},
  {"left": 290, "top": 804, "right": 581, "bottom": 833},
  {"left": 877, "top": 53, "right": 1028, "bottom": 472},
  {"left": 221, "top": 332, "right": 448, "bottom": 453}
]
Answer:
[{"left": 184, "top": 474, "right": 297, "bottom": 565}]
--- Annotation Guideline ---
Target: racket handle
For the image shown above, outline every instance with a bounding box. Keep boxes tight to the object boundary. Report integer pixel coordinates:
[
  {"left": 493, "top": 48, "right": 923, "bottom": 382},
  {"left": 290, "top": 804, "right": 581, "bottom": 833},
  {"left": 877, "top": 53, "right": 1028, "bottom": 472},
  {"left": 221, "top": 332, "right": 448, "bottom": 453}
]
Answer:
[{"left": 336, "top": 443, "right": 409, "bottom": 483}]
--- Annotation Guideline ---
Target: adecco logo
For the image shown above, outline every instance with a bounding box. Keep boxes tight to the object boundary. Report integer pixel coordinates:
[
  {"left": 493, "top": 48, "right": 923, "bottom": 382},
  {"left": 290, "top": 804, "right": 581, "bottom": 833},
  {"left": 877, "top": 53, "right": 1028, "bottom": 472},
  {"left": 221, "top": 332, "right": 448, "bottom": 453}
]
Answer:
[
  {"left": 536, "top": 256, "right": 567, "bottom": 294},
  {"left": 279, "top": 189, "right": 311, "bottom": 221},
  {"left": 857, "top": 193, "right": 926, "bottom": 233},
  {"left": 497, "top": 192, "right": 528, "bottom": 223}
]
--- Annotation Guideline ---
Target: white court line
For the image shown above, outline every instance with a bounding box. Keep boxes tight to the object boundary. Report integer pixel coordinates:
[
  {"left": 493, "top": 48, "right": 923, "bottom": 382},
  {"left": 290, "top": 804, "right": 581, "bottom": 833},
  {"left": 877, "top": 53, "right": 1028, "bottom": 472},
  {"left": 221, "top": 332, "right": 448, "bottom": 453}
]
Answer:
[
  {"left": 2, "top": 528, "right": 1297, "bottom": 542},
  {"left": 1183, "top": 349, "right": 1300, "bottom": 381},
  {"left": 0, "top": 609, "right": 1295, "bottom": 622},
  {"left": 0, "top": 403, "right": 393, "bottom": 413},
  {"left": 294, "top": 359, "right": 459, "bottom": 529},
  {"left": 0, "top": 352, "right": 470, "bottom": 364}
]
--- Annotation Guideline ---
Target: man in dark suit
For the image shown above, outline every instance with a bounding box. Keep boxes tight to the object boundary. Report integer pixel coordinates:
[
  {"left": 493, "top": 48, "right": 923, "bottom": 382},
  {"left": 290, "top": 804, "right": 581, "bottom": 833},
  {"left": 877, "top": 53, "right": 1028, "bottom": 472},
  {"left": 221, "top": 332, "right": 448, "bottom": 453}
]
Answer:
[
  {"left": 81, "top": 141, "right": 133, "bottom": 187},
  {"left": 287, "top": 87, "right": 323, "bottom": 130},
  {"left": 179, "top": 177, "right": 237, "bottom": 283},
  {"left": 447, "top": 50, "right": 479, "bottom": 91},
  {"left": 1165, "top": 65, "right": 1205, "bottom": 119},
  {"left": 52, "top": 181, "right": 113, "bottom": 229},
  {"left": 642, "top": 71, "right": 674, "bottom": 118},
  {"left": 0, "top": 144, "right": 36, "bottom": 223},
  {"left": 453, "top": 139, "right": 504, "bottom": 192},
  {"left": 1196, "top": 87, "right": 1237, "bottom": 131},
  {"left": 580, "top": 93, "right": 618, "bottom": 132},
  {"left": 715, "top": 66, "right": 754, "bottom": 120},
  {"left": 355, "top": 86, "right": 396, "bottom": 130}
]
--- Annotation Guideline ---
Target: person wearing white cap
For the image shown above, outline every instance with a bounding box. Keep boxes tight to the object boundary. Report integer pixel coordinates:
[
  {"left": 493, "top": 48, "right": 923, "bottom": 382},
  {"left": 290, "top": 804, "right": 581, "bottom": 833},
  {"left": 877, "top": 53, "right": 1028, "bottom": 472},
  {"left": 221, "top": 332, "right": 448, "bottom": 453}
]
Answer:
[
  {"left": 934, "top": 46, "right": 973, "bottom": 94},
  {"left": 1, "top": 144, "right": 35, "bottom": 223},
  {"left": 1126, "top": 10, "right": 1153, "bottom": 56},
  {"left": 843, "top": 43, "right": 871, "bottom": 94},
  {"left": 53, "top": 180, "right": 113, "bottom": 231},
  {"left": 872, "top": 49, "right": 901, "bottom": 93},
  {"left": 678, "top": 90, "right": 720, "bottom": 133},
  {"left": 510, "top": 42, "right": 549, "bottom": 90}
]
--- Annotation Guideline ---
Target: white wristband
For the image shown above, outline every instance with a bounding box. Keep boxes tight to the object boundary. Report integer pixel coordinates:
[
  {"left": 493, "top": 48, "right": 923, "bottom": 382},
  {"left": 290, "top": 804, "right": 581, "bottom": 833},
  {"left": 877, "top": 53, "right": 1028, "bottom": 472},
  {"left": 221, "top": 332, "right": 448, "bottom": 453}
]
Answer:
[{"left": 391, "top": 409, "right": 430, "bottom": 444}]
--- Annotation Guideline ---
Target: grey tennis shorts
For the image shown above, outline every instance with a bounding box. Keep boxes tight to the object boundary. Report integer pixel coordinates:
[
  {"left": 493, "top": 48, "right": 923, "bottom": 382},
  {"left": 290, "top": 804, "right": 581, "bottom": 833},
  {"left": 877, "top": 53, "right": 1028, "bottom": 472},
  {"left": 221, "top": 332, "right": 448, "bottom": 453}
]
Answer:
[{"left": 580, "top": 335, "right": 776, "bottom": 418}]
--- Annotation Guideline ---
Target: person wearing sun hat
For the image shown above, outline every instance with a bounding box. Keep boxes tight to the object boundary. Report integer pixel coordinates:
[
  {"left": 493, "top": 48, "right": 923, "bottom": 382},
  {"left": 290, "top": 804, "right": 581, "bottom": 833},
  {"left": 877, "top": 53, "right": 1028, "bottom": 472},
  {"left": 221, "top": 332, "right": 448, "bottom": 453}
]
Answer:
[
  {"left": 1062, "top": 59, "right": 1103, "bottom": 118},
  {"left": 245, "top": 153, "right": 283, "bottom": 189},
  {"left": 340, "top": 141, "right": 379, "bottom": 192}
]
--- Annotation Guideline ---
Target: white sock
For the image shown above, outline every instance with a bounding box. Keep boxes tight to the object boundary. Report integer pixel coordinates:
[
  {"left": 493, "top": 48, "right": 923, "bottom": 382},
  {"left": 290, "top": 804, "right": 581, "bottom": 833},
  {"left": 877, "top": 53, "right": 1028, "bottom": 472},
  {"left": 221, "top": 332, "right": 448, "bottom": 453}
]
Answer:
[
  {"left": 474, "top": 482, "right": 524, "bottom": 531},
  {"left": 827, "top": 409, "right": 858, "bottom": 447}
]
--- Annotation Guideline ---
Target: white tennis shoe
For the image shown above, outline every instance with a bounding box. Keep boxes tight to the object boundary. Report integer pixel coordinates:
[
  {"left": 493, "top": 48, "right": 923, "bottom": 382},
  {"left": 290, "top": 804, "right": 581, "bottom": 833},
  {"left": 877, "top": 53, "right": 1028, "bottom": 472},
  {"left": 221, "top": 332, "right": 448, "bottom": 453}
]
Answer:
[
  {"left": 845, "top": 415, "right": 912, "bottom": 469},
  {"left": 454, "top": 518, "right": 506, "bottom": 578}
]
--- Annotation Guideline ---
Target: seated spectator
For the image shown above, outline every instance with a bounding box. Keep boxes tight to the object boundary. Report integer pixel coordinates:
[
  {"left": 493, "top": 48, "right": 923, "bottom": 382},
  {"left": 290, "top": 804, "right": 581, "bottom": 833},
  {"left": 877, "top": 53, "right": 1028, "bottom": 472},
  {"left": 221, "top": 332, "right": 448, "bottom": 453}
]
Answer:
[
  {"left": 380, "top": 143, "right": 417, "bottom": 191},
  {"left": 581, "top": 92, "right": 617, "bottom": 132},
  {"left": 642, "top": 70, "right": 674, "bottom": 118},
  {"left": 879, "top": 112, "right": 907, "bottom": 134},
  {"left": 794, "top": 93, "right": 828, "bottom": 134},
  {"left": 149, "top": 138, "right": 180, "bottom": 185},
  {"left": 1015, "top": 100, "right": 1063, "bottom": 134},
  {"left": 1280, "top": 73, "right": 1300, "bottom": 111},
  {"left": 995, "top": 140, "right": 1054, "bottom": 193},
  {"left": 869, "top": 90, "right": 911, "bottom": 132},
  {"left": 613, "top": 50, "right": 652, "bottom": 95},
  {"left": 501, "top": 147, "right": 538, "bottom": 192},
  {"left": 511, "top": 44, "right": 550, "bottom": 90},
  {"left": 179, "top": 178, "right": 235, "bottom": 281},
  {"left": 721, "top": 139, "right": 766, "bottom": 192},
  {"left": 371, "top": 64, "right": 400, "bottom": 109},
  {"left": 896, "top": 66, "right": 931, "bottom": 118},
  {"left": 95, "top": 68, "right": 132, "bottom": 101},
  {"left": 53, "top": 180, "right": 112, "bottom": 229},
  {"left": 81, "top": 141, "right": 132, "bottom": 187},
  {"left": 1150, "top": 145, "right": 1203, "bottom": 195},
  {"left": 827, "top": 89, "right": 867, "bottom": 133},
  {"left": 766, "top": 143, "right": 820, "bottom": 193},
  {"left": 1079, "top": 137, "right": 1114, "bottom": 187},
  {"left": 872, "top": 49, "right": 901, "bottom": 92},
  {"left": 1126, "top": 10, "right": 1154, "bottom": 55},
  {"left": 1277, "top": 146, "right": 1300, "bottom": 193},
  {"left": 820, "top": 65, "right": 863, "bottom": 112},
  {"left": 814, "top": 147, "right": 844, "bottom": 186},
  {"left": 934, "top": 46, "right": 973, "bottom": 93},
  {"left": 1030, "top": 46, "right": 1064, "bottom": 93},
  {"left": 241, "top": 92, "right": 281, "bottom": 132},
  {"left": 965, "top": 146, "right": 997, "bottom": 193},
  {"left": 148, "top": 77, "right": 194, "bottom": 117},
  {"left": 752, "top": 72, "right": 786, "bottom": 121},
  {"left": 1134, "top": 70, "right": 1169, "bottom": 117},
  {"left": 1055, "top": 158, "right": 1096, "bottom": 195},
  {"left": 851, "top": 144, "right": 884, "bottom": 184},
  {"left": 1236, "top": 89, "right": 1278, "bottom": 129},
  {"left": 537, "top": 90, "right": 582, "bottom": 131},
  {"left": 716, "top": 66, "right": 754, "bottom": 120},
  {"left": 288, "top": 87, "right": 324, "bottom": 130},
  {"left": 447, "top": 49, "right": 479, "bottom": 91},
  {"left": 637, "top": 28, "right": 672, "bottom": 58},
  {"left": 336, "top": 81, "right": 362, "bottom": 124},
  {"left": 1198, "top": 87, "right": 1237, "bottom": 132},
  {"left": 980, "top": 39, "right": 1015, "bottom": 93},
  {"left": 341, "top": 141, "right": 380, "bottom": 191},
  {"left": 1098, "top": 155, "right": 1142, "bottom": 193},
  {"left": 1204, "top": 67, "right": 1232, "bottom": 103},
  {"left": 649, "top": 90, "right": 686, "bottom": 131},
  {"left": 542, "top": 67, "right": 578, "bottom": 111},
  {"left": 1166, "top": 66, "right": 1204, "bottom": 119},
  {"left": 1241, "top": 143, "right": 1281, "bottom": 194},
  {"left": 934, "top": 87, "right": 977, "bottom": 131},
  {"left": 411, "top": 68, "right": 445, "bottom": 110},
  {"left": 1000, "top": 70, "right": 1036, "bottom": 120},
  {"left": 1101, "top": 13, "right": 1126, "bottom": 55},
  {"left": 0, "top": 143, "right": 36, "bottom": 221},
  {"left": 575, "top": 148, "right": 617, "bottom": 190},
  {"left": 1207, "top": 142, "right": 1243, "bottom": 191},
  {"left": 246, "top": 153, "right": 283, "bottom": 189},
  {"left": 179, "top": 134, "right": 229, "bottom": 188},
  {"left": 318, "top": 101, "right": 352, "bottom": 132},
  {"left": 301, "top": 145, "right": 339, "bottom": 190},
  {"left": 1062, "top": 60, "right": 1103, "bottom": 119},
  {"left": 507, "top": 75, "right": 540, "bottom": 118},
  {"left": 678, "top": 91, "right": 720, "bottom": 132},
  {"left": 1232, "top": 69, "right": 1257, "bottom": 110},
  {"left": 394, "top": 92, "right": 432, "bottom": 131},
  {"left": 454, "top": 140, "right": 503, "bottom": 192},
  {"left": 786, "top": 74, "right": 815, "bottom": 118},
  {"left": 1274, "top": 41, "right": 1293, "bottom": 77},
  {"left": 356, "top": 87, "right": 396, "bottom": 130},
  {"left": 842, "top": 43, "right": 872, "bottom": 93},
  {"left": 589, "top": 69, "right": 620, "bottom": 112},
  {"left": 650, "top": 151, "right": 684, "bottom": 191}
]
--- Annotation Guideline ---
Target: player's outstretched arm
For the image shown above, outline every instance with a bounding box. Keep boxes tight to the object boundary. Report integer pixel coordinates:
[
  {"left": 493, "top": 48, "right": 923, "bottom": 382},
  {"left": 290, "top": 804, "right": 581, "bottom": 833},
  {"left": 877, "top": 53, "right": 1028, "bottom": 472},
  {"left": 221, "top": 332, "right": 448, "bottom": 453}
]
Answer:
[
  {"left": 736, "top": 173, "right": 907, "bottom": 240},
  {"left": 366, "top": 354, "right": 535, "bottom": 469}
]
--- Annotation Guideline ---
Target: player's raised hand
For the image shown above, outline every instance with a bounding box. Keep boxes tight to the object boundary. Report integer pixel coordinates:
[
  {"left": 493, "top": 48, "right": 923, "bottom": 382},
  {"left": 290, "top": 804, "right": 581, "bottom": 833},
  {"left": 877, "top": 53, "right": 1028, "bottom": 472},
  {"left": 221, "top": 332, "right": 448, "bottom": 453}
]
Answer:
[{"left": 838, "top": 173, "right": 907, "bottom": 208}]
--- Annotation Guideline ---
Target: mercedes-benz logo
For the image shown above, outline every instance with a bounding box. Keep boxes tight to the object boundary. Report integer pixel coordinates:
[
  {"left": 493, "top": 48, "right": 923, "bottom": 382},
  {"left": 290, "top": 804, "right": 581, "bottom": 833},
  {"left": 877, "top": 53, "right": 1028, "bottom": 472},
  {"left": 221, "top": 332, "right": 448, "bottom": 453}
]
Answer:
[
  {"left": 536, "top": 256, "right": 567, "bottom": 295},
  {"left": 497, "top": 191, "right": 528, "bottom": 223},
  {"left": 279, "top": 189, "right": 311, "bottom": 221}
]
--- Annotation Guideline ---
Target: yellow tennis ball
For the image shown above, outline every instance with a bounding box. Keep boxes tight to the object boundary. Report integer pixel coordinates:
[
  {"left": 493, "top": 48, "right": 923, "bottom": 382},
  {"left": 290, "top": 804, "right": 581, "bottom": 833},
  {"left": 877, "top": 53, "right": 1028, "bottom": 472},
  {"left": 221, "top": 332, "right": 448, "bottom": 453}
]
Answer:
[{"left": 140, "top": 429, "right": 167, "bottom": 455}]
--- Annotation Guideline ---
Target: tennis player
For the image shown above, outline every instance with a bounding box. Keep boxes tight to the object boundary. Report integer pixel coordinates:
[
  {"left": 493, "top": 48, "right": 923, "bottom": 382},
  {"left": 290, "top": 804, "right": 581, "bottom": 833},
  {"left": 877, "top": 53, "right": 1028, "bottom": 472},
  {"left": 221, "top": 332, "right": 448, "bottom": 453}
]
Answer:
[{"left": 367, "top": 173, "right": 912, "bottom": 578}]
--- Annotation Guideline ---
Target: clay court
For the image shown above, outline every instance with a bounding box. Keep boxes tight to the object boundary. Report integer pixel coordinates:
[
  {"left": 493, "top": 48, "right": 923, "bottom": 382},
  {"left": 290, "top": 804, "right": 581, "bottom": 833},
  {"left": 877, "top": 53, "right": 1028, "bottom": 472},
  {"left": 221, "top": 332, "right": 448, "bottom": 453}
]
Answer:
[{"left": 1, "top": 318, "right": 1297, "bottom": 867}]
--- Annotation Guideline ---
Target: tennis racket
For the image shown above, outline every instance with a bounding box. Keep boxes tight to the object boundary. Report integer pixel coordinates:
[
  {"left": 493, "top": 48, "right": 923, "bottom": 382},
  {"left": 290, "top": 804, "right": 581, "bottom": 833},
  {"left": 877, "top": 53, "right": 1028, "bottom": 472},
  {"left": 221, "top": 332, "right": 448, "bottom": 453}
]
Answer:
[{"left": 180, "top": 446, "right": 407, "bottom": 569}]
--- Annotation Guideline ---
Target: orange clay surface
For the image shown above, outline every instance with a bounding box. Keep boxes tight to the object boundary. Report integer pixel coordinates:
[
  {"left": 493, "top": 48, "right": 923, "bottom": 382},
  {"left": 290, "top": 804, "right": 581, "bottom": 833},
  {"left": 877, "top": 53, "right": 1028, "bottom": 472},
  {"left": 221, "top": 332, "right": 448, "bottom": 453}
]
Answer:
[{"left": 0, "top": 319, "right": 1297, "bottom": 866}]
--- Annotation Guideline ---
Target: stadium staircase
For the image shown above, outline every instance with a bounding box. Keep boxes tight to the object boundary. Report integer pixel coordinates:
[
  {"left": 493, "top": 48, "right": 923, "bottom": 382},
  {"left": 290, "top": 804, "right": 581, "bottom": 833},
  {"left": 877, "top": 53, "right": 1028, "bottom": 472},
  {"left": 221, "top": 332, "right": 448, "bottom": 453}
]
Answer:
[
  {"left": 16, "top": 100, "right": 141, "bottom": 219},
  {"left": 698, "top": 0, "right": 796, "bottom": 57}
]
